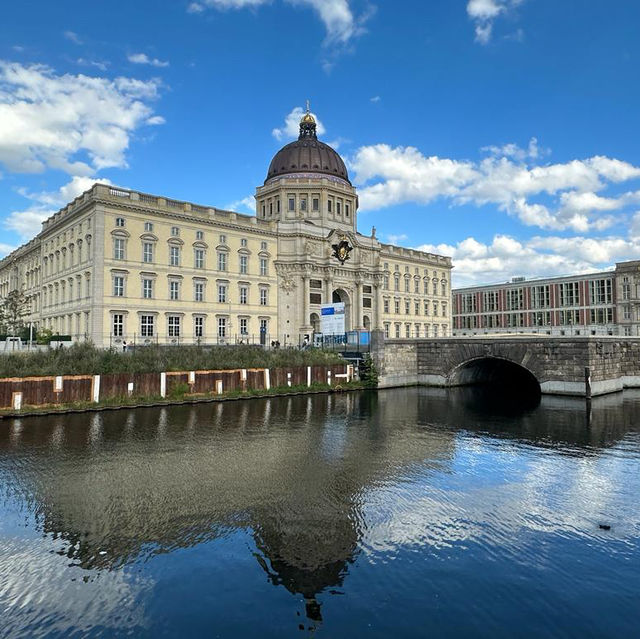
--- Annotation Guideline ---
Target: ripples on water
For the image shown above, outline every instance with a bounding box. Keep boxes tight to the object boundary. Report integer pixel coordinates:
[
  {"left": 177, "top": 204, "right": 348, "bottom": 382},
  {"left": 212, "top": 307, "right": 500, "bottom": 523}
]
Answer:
[{"left": 0, "top": 388, "right": 639, "bottom": 638}]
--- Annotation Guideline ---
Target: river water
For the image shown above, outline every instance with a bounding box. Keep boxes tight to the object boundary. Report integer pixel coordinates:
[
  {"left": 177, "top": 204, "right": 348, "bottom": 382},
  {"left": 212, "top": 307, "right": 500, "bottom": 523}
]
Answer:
[{"left": 0, "top": 387, "right": 639, "bottom": 638}]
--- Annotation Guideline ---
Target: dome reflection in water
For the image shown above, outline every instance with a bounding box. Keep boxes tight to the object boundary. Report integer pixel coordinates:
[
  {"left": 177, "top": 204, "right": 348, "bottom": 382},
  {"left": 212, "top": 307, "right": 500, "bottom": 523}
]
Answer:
[{"left": 0, "top": 388, "right": 639, "bottom": 638}]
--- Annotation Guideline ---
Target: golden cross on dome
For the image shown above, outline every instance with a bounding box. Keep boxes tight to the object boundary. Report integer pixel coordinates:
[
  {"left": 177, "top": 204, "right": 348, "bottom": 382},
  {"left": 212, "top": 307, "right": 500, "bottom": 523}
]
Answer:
[{"left": 306, "top": 99, "right": 310, "bottom": 114}]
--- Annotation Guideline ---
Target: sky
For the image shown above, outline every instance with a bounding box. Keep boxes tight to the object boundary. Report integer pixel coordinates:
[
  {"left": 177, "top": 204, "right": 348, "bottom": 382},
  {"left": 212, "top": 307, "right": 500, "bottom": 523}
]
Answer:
[{"left": 1, "top": 0, "right": 640, "bottom": 287}]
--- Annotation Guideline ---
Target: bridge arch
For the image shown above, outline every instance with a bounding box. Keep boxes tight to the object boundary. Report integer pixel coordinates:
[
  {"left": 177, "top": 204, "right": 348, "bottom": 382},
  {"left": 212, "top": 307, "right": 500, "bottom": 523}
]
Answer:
[{"left": 447, "top": 356, "right": 541, "bottom": 395}]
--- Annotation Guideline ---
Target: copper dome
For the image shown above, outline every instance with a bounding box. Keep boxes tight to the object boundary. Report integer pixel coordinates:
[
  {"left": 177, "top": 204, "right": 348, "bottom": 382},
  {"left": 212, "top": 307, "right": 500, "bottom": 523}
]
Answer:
[{"left": 265, "top": 111, "right": 350, "bottom": 184}]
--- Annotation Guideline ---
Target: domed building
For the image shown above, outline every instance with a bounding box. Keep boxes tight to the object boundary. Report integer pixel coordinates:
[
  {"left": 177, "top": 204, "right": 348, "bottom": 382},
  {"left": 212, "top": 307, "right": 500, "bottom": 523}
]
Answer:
[
  {"left": 0, "top": 107, "right": 453, "bottom": 346},
  {"left": 256, "top": 108, "right": 453, "bottom": 341}
]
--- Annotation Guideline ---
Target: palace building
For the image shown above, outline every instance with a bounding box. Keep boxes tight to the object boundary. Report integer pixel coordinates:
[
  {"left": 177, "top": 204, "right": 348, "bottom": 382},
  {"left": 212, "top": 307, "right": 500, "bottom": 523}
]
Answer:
[{"left": 0, "top": 109, "right": 452, "bottom": 347}]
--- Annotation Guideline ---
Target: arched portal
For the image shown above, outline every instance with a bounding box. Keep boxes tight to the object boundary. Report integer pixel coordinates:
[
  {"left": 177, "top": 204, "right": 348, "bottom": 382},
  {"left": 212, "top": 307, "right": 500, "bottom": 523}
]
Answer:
[
  {"left": 448, "top": 357, "right": 541, "bottom": 397},
  {"left": 332, "top": 289, "right": 351, "bottom": 332}
]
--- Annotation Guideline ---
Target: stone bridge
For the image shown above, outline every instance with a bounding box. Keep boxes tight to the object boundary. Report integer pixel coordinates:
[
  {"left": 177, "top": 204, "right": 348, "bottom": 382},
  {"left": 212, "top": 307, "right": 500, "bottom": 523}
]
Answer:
[{"left": 370, "top": 332, "right": 640, "bottom": 397}]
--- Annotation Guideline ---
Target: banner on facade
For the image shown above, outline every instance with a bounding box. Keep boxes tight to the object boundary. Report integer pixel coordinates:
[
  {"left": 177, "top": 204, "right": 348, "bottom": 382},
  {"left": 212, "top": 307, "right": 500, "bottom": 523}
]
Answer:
[{"left": 320, "top": 303, "right": 345, "bottom": 334}]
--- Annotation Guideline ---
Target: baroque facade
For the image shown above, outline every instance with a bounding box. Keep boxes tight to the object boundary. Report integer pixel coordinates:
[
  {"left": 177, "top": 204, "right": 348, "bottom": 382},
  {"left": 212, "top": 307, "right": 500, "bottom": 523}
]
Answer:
[{"left": 0, "top": 109, "right": 452, "bottom": 347}]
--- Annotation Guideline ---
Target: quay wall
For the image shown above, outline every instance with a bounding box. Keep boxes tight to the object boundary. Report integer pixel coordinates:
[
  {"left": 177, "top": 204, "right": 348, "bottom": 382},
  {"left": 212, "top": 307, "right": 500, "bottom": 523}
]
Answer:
[{"left": 0, "top": 364, "right": 351, "bottom": 410}]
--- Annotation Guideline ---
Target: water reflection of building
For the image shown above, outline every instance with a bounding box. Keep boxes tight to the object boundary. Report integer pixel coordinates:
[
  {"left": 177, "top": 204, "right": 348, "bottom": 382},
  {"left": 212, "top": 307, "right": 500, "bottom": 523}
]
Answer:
[
  {"left": 0, "top": 390, "right": 636, "bottom": 625},
  {"left": 0, "top": 393, "right": 456, "bottom": 622}
]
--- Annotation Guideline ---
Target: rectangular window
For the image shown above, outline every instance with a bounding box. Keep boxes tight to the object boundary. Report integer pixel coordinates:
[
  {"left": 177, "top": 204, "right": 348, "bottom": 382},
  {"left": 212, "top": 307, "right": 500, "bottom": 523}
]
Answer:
[
  {"left": 143, "top": 279, "right": 153, "bottom": 299},
  {"left": 414, "top": 280, "right": 420, "bottom": 294},
  {"left": 241, "top": 238, "right": 248, "bottom": 247},
  {"left": 240, "top": 286, "right": 248, "bottom": 304},
  {"left": 218, "top": 284, "right": 227, "bottom": 303},
  {"left": 112, "top": 314, "right": 123, "bottom": 336},
  {"left": 143, "top": 242, "right": 154, "bottom": 263},
  {"left": 260, "top": 258, "right": 268, "bottom": 276},
  {"left": 559, "top": 282, "right": 580, "bottom": 307},
  {"left": 384, "top": 323, "right": 390, "bottom": 338},
  {"left": 300, "top": 198, "right": 307, "bottom": 211},
  {"left": 169, "top": 280, "right": 180, "bottom": 301},
  {"left": 288, "top": 197, "right": 295, "bottom": 211},
  {"left": 194, "top": 249, "right": 205, "bottom": 269},
  {"left": 239, "top": 255, "right": 248, "bottom": 274},
  {"left": 531, "top": 285, "right": 550, "bottom": 309},
  {"left": 218, "top": 252, "right": 227, "bottom": 271},
  {"left": 590, "top": 279, "right": 612, "bottom": 305},
  {"left": 394, "top": 299, "right": 400, "bottom": 314},
  {"left": 170, "top": 246, "right": 180, "bottom": 266},
  {"left": 144, "top": 222, "right": 154, "bottom": 232},
  {"left": 218, "top": 317, "right": 227, "bottom": 338},
  {"left": 384, "top": 299, "right": 390, "bottom": 313},
  {"left": 141, "top": 315, "right": 154, "bottom": 337},
  {"left": 240, "top": 318, "right": 248, "bottom": 335},
  {"left": 384, "top": 276, "right": 389, "bottom": 290},
  {"left": 168, "top": 316, "right": 181, "bottom": 337},
  {"left": 219, "top": 234, "right": 226, "bottom": 244},
  {"left": 405, "top": 324, "right": 410, "bottom": 338},
  {"left": 441, "top": 282, "right": 447, "bottom": 296},
  {"left": 405, "top": 300, "right": 410, "bottom": 315},
  {"left": 312, "top": 198, "right": 319, "bottom": 211},
  {"left": 260, "top": 289, "right": 268, "bottom": 306},
  {"left": 194, "top": 316, "right": 204, "bottom": 338},
  {"left": 196, "top": 231, "right": 204, "bottom": 240},
  {"left": 336, "top": 201, "right": 341, "bottom": 215},
  {"left": 395, "top": 323, "right": 400, "bottom": 338},
  {"left": 261, "top": 241, "right": 268, "bottom": 251},
  {"left": 194, "top": 282, "right": 204, "bottom": 302},
  {"left": 345, "top": 203, "right": 350, "bottom": 217},
  {"left": 113, "top": 238, "right": 125, "bottom": 260},
  {"left": 327, "top": 200, "right": 332, "bottom": 213},
  {"left": 115, "top": 217, "right": 125, "bottom": 227},
  {"left": 415, "top": 301, "right": 420, "bottom": 315},
  {"left": 171, "top": 226, "right": 180, "bottom": 237},
  {"left": 405, "top": 279, "right": 410, "bottom": 293},
  {"left": 394, "top": 277, "right": 399, "bottom": 292},
  {"left": 113, "top": 276, "right": 124, "bottom": 297}
]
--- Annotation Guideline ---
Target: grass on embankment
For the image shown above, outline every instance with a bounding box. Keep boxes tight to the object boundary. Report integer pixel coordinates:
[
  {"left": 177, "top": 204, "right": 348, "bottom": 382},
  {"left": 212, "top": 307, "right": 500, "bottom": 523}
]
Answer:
[{"left": 0, "top": 342, "right": 344, "bottom": 378}]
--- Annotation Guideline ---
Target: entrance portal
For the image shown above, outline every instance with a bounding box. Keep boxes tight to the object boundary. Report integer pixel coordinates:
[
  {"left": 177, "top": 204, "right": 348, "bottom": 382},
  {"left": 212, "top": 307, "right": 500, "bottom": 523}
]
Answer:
[{"left": 332, "top": 289, "right": 351, "bottom": 332}]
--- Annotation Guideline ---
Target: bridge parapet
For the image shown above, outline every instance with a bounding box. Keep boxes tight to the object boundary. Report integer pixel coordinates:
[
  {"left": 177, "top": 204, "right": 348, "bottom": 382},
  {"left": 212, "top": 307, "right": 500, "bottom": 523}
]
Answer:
[{"left": 370, "top": 332, "right": 640, "bottom": 396}]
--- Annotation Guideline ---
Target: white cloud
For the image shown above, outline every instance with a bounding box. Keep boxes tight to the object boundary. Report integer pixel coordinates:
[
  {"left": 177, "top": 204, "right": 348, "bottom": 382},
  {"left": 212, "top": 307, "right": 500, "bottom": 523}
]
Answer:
[
  {"left": 5, "top": 176, "right": 112, "bottom": 242},
  {"left": 128, "top": 53, "right": 169, "bottom": 68},
  {"left": 226, "top": 195, "right": 255, "bottom": 213},
  {"left": 272, "top": 106, "right": 327, "bottom": 140},
  {"left": 352, "top": 141, "right": 640, "bottom": 233},
  {"left": 190, "top": 0, "right": 369, "bottom": 46},
  {"left": 370, "top": 95, "right": 381, "bottom": 103},
  {"left": 0, "top": 61, "right": 163, "bottom": 174},
  {"left": 63, "top": 30, "right": 82, "bottom": 45},
  {"left": 416, "top": 233, "right": 640, "bottom": 288},
  {"left": 76, "top": 58, "right": 109, "bottom": 72},
  {"left": 467, "top": 0, "right": 523, "bottom": 45}
]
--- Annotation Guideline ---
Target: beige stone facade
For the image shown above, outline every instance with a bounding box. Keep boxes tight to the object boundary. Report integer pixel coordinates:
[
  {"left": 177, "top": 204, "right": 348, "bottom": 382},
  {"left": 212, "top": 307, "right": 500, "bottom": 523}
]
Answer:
[{"left": 0, "top": 112, "right": 452, "bottom": 346}]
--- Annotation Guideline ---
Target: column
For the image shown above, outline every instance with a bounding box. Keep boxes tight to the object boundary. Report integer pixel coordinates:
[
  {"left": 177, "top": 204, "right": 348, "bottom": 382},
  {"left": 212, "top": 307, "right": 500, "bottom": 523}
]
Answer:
[
  {"left": 354, "top": 280, "right": 362, "bottom": 329},
  {"left": 375, "top": 282, "right": 384, "bottom": 329},
  {"left": 302, "top": 275, "right": 311, "bottom": 329},
  {"left": 325, "top": 274, "right": 333, "bottom": 306}
]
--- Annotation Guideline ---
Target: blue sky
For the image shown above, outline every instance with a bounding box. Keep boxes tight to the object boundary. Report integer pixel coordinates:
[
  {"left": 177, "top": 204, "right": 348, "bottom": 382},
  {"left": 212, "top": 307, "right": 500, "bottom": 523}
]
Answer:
[{"left": 2, "top": 0, "right": 640, "bottom": 286}]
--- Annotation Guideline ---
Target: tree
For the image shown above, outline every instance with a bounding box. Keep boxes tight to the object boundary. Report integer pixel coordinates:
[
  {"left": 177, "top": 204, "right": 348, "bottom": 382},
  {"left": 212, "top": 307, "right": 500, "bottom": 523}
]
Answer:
[{"left": 0, "top": 289, "right": 31, "bottom": 337}]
